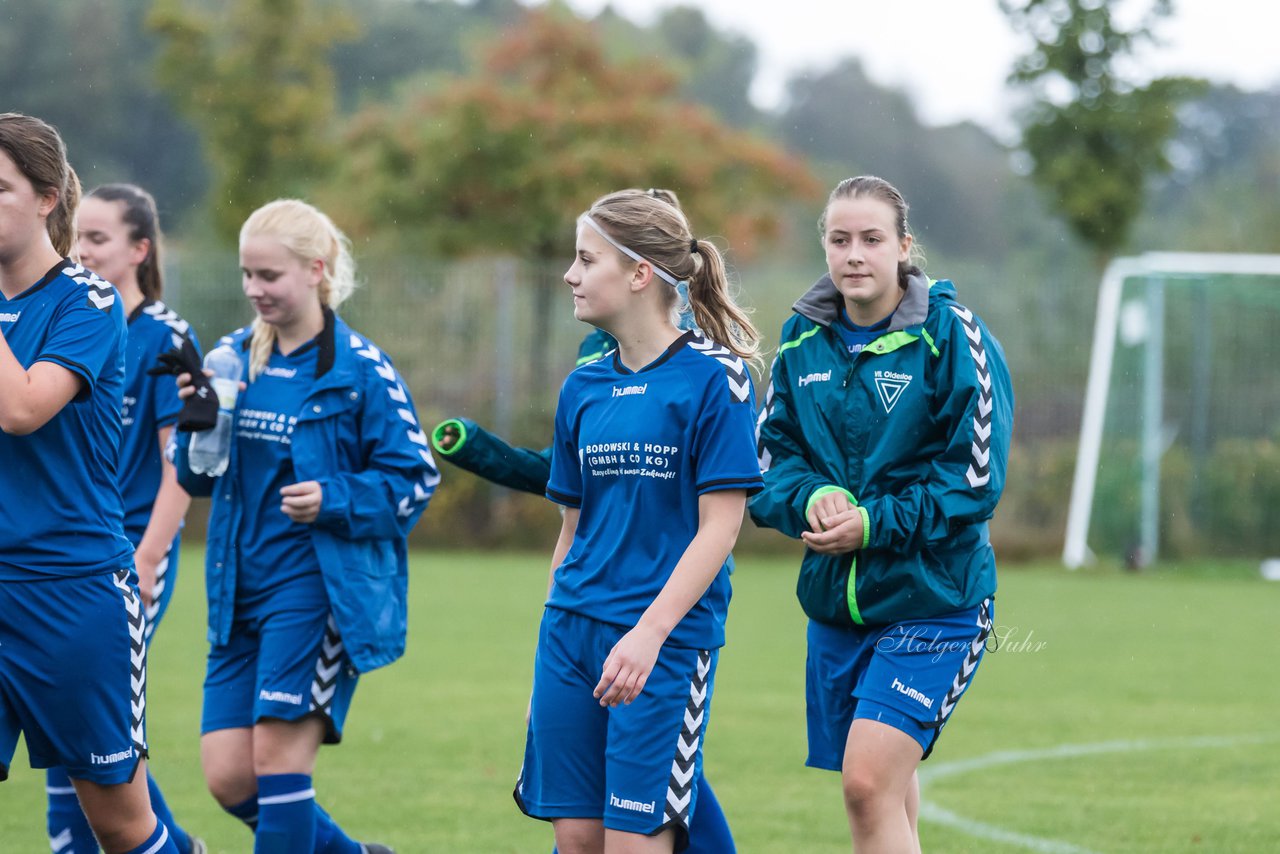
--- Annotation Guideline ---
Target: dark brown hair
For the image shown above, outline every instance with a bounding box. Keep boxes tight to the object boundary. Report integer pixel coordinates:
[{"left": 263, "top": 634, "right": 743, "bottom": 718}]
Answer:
[
  {"left": 89, "top": 184, "right": 164, "bottom": 300},
  {"left": 0, "top": 112, "right": 79, "bottom": 256}
]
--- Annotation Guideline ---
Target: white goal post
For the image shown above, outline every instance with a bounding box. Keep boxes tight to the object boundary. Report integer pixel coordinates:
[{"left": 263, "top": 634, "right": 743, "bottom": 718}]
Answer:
[{"left": 1063, "top": 251, "right": 1280, "bottom": 568}]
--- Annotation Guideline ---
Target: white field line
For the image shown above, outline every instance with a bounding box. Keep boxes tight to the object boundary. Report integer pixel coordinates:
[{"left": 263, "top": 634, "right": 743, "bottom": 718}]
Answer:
[{"left": 918, "top": 733, "right": 1280, "bottom": 853}]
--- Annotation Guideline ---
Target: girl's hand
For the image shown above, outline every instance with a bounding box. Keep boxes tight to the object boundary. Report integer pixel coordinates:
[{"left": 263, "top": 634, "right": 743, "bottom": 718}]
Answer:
[
  {"left": 594, "top": 623, "right": 666, "bottom": 707},
  {"left": 177, "top": 369, "right": 245, "bottom": 399},
  {"left": 806, "top": 490, "right": 856, "bottom": 533},
  {"left": 436, "top": 423, "right": 461, "bottom": 451},
  {"left": 801, "top": 508, "right": 864, "bottom": 554},
  {"left": 280, "top": 480, "right": 323, "bottom": 524},
  {"left": 175, "top": 368, "right": 212, "bottom": 399}
]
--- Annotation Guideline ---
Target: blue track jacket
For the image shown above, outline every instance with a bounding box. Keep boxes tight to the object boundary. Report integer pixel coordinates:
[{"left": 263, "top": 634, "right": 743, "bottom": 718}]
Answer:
[
  {"left": 749, "top": 272, "right": 1013, "bottom": 627},
  {"left": 175, "top": 311, "right": 440, "bottom": 672}
]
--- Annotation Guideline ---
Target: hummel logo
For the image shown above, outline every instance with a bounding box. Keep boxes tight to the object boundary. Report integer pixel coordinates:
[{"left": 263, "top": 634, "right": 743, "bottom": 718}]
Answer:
[
  {"left": 91, "top": 747, "right": 134, "bottom": 765},
  {"left": 0, "top": 311, "right": 19, "bottom": 323},
  {"left": 263, "top": 366, "right": 298, "bottom": 378},
  {"left": 612, "top": 383, "right": 648, "bottom": 397},
  {"left": 798, "top": 371, "right": 831, "bottom": 387},
  {"left": 610, "top": 793, "right": 657, "bottom": 814},
  {"left": 259, "top": 689, "right": 304, "bottom": 705},
  {"left": 891, "top": 677, "right": 933, "bottom": 709}
]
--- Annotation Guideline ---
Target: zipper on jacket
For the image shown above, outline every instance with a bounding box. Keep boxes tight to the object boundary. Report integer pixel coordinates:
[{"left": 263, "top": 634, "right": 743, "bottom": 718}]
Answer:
[{"left": 841, "top": 363, "right": 855, "bottom": 388}]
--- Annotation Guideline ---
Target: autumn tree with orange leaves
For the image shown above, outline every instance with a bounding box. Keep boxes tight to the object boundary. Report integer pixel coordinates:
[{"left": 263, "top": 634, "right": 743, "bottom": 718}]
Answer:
[{"left": 332, "top": 9, "right": 818, "bottom": 262}]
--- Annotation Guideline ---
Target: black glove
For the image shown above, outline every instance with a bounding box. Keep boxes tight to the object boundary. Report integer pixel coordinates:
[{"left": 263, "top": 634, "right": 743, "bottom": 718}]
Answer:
[{"left": 147, "top": 336, "right": 219, "bottom": 432}]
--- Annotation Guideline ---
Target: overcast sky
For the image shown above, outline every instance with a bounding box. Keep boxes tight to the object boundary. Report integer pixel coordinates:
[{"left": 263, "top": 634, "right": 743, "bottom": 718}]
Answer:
[{"left": 547, "top": 0, "right": 1280, "bottom": 137}]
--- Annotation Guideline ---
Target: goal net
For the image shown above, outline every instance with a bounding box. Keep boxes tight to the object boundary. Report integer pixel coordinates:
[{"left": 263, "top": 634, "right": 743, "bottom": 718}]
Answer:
[{"left": 1064, "top": 252, "right": 1280, "bottom": 567}]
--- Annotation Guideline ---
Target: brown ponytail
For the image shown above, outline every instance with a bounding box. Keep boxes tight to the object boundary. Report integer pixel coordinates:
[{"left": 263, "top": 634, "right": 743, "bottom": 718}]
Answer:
[{"left": 582, "top": 189, "right": 760, "bottom": 367}]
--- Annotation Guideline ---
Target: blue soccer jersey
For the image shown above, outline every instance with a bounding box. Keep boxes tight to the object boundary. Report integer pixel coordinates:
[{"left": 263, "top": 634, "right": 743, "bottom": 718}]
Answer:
[
  {"left": 545, "top": 330, "right": 762, "bottom": 649},
  {"left": 0, "top": 261, "right": 133, "bottom": 579},
  {"left": 233, "top": 340, "right": 327, "bottom": 611},
  {"left": 119, "top": 300, "right": 200, "bottom": 540}
]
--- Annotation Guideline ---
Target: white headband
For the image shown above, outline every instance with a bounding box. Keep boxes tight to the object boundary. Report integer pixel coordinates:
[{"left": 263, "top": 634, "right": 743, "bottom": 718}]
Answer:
[{"left": 578, "top": 214, "right": 683, "bottom": 289}]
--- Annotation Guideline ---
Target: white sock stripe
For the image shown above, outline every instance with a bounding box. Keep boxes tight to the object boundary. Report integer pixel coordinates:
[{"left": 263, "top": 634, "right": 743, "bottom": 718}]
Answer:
[
  {"left": 258, "top": 787, "right": 317, "bottom": 805},
  {"left": 45, "top": 785, "right": 78, "bottom": 795},
  {"left": 139, "top": 824, "right": 170, "bottom": 854}
]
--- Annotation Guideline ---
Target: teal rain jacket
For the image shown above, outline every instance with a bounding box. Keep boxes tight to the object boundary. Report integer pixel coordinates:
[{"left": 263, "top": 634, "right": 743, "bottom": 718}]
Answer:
[{"left": 749, "top": 271, "right": 1013, "bottom": 628}]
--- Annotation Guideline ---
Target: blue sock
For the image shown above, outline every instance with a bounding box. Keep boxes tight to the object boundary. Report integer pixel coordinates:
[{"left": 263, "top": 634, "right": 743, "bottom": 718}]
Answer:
[
  {"left": 685, "top": 776, "right": 736, "bottom": 854},
  {"left": 45, "top": 766, "right": 97, "bottom": 854},
  {"left": 225, "top": 793, "right": 260, "bottom": 831},
  {"left": 256, "top": 774, "right": 316, "bottom": 854},
  {"left": 314, "top": 803, "right": 362, "bottom": 854},
  {"left": 122, "top": 820, "right": 179, "bottom": 854},
  {"left": 148, "top": 770, "right": 193, "bottom": 854}
]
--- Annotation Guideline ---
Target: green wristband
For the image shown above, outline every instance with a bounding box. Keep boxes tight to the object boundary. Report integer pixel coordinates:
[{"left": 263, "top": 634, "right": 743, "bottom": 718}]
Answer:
[{"left": 430, "top": 419, "right": 468, "bottom": 456}]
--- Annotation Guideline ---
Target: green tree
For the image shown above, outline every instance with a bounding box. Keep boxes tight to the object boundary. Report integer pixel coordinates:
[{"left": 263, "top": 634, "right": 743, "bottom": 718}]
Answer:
[
  {"left": 330, "top": 8, "right": 817, "bottom": 379},
  {"left": 0, "top": 0, "right": 207, "bottom": 222},
  {"left": 148, "top": 0, "right": 356, "bottom": 240},
  {"left": 1001, "top": 0, "right": 1205, "bottom": 266}
]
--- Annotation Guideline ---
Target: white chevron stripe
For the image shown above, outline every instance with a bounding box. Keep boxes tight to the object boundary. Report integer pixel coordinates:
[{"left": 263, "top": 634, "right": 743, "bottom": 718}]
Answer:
[
  {"left": 974, "top": 421, "right": 991, "bottom": 442},
  {"left": 683, "top": 708, "right": 704, "bottom": 731},
  {"left": 670, "top": 761, "right": 695, "bottom": 787},
  {"left": 697, "top": 654, "right": 710, "bottom": 679},
  {"left": 407, "top": 428, "right": 428, "bottom": 446},
  {"left": 951, "top": 306, "right": 974, "bottom": 322},
  {"left": 677, "top": 734, "right": 700, "bottom": 760},
  {"left": 970, "top": 443, "right": 990, "bottom": 467},
  {"left": 977, "top": 393, "right": 993, "bottom": 417},
  {"left": 966, "top": 467, "right": 990, "bottom": 488},
  {"left": 375, "top": 362, "right": 397, "bottom": 383},
  {"left": 396, "top": 408, "right": 417, "bottom": 425},
  {"left": 87, "top": 289, "right": 115, "bottom": 309},
  {"left": 666, "top": 789, "right": 691, "bottom": 814},
  {"left": 49, "top": 828, "right": 73, "bottom": 852},
  {"left": 689, "top": 682, "right": 706, "bottom": 705},
  {"left": 387, "top": 383, "right": 408, "bottom": 403}
]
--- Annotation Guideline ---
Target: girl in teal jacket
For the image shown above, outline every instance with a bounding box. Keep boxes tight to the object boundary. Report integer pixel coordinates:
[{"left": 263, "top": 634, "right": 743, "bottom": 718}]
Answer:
[{"left": 750, "top": 176, "right": 1013, "bottom": 852}]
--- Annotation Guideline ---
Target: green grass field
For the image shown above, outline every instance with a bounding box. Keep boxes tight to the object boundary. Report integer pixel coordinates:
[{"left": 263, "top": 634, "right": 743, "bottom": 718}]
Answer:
[{"left": 3, "top": 550, "right": 1277, "bottom": 852}]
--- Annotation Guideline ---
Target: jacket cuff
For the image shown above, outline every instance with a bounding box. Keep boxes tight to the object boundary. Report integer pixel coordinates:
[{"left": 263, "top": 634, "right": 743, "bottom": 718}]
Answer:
[
  {"left": 430, "top": 418, "right": 468, "bottom": 456},
  {"left": 805, "top": 484, "right": 857, "bottom": 518}
]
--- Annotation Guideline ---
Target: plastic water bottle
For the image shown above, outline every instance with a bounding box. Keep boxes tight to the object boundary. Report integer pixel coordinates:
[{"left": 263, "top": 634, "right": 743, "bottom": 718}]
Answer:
[{"left": 188, "top": 344, "right": 243, "bottom": 477}]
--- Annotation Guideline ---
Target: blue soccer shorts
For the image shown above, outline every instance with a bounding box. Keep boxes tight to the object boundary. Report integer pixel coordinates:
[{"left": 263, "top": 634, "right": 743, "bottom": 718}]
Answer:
[
  {"left": 516, "top": 607, "right": 716, "bottom": 851},
  {"left": 806, "top": 598, "right": 993, "bottom": 768},
  {"left": 202, "top": 607, "right": 357, "bottom": 744},
  {"left": 0, "top": 569, "right": 148, "bottom": 785}
]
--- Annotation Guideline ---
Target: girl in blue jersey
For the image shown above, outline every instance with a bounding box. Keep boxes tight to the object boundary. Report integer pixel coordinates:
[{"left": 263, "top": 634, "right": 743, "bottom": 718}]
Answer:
[
  {"left": 0, "top": 113, "right": 179, "bottom": 854},
  {"left": 515, "top": 189, "right": 762, "bottom": 854},
  {"left": 750, "top": 176, "right": 1014, "bottom": 852},
  {"left": 172, "top": 199, "right": 438, "bottom": 854},
  {"left": 434, "top": 193, "right": 736, "bottom": 854},
  {"left": 36, "top": 184, "right": 205, "bottom": 854}
]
